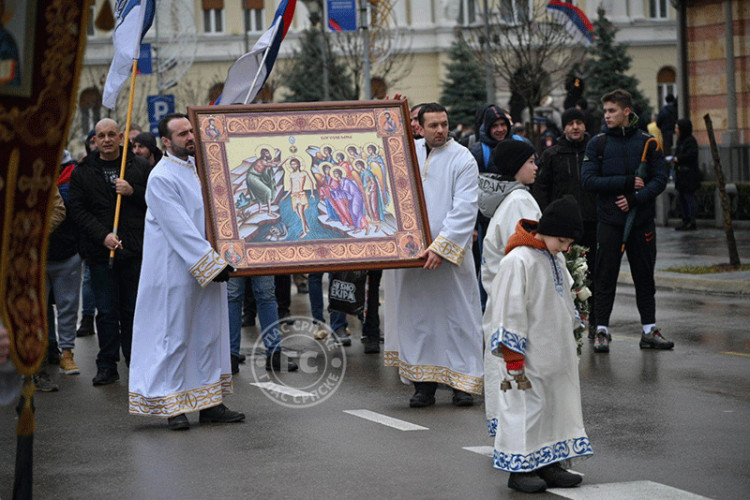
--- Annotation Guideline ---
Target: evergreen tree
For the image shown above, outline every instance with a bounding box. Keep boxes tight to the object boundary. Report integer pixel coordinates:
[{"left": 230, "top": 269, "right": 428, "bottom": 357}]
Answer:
[
  {"left": 585, "top": 8, "right": 652, "bottom": 123},
  {"left": 283, "top": 28, "right": 357, "bottom": 102},
  {"left": 440, "top": 35, "right": 487, "bottom": 128}
]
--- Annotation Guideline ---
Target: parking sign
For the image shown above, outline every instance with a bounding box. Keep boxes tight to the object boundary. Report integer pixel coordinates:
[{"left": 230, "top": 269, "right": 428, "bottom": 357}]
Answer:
[{"left": 147, "top": 94, "right": 175, "bottom": 136}]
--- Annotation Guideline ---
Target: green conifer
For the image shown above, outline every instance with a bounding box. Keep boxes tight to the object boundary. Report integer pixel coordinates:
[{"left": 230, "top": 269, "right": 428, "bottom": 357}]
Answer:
[{"left": 440, "top": 35, "right": 487, "bottom": 128}]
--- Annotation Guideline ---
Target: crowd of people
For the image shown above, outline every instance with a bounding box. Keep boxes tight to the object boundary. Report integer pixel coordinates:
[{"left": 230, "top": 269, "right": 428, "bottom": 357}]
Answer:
[{"left": 4, "top": 87, "right": 694, "bottom": 494}]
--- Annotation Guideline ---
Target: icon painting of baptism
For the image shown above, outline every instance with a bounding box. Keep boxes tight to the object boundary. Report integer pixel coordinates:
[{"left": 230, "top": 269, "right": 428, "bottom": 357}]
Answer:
[{"left": 190, "top": 101, "right": 430, "bottom": 275}]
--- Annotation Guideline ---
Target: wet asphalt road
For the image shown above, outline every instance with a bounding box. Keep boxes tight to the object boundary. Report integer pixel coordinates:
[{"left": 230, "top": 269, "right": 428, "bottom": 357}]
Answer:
[{"left": 1, "top": 283, "right": 749, "bottom": 500}]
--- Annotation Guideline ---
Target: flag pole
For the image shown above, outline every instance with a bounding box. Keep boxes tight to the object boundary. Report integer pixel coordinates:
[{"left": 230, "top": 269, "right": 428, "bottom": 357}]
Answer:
[
  {"left": 243, "top": 46, "right": 272, "bottom": 105},
  {"left": 109, "top": 60, "right": 139, "bottom": 268}
]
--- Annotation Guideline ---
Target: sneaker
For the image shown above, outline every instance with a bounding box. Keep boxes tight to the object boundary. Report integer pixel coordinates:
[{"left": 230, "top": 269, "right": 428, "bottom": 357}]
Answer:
[
  {"left": 537, "top": 463, "right": 583, "bottom": 488},
  {"left": 332, "top": 326, "right": 352, "bottom": 347},
  {"left": 59, "top": 350, "right": 80, "bottom": 375},
  {"left": 508, "top": 472, "right": 547, "bottom": 493},
  {"left": 33, "top": 372, "right": 59, "bottom": 392},
  {"left": 199, "top": 404, "right": 245, "bottom": 424},
  {"left": 76, "top": 314, "right": 95, "bottom": 337},
  {"left": 313, "top": 325, "right": 328, "bottom": 340},
  {"left": 452, "top": 389, "right": 474, "bottom": 407},
  {"left": 92, "top": 367, "right": 119, "bottom": 386},
  {"left": 265, "top": 350, "right": 299, "bottom": 372},
  {"left": 593, "top": 329, "right": 610, "bottom": 353},
  {"left": 639, "top": 328, "right": 674, "bottom": 350},
  {"left": 296, "top": 282, "right": 309, "bottom": 294},
  {"left": 47, "top": 342, "right": 60, "bottom": 365},
  {"left": 587, "top": 322, "right": 597, "bottom": 340}
]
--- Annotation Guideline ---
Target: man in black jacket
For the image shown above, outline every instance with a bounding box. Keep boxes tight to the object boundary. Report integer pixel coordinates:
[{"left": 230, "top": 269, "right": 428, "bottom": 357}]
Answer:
[
  {"left": 656, "top": 94, "right": 678, "bottom": 154},
  {"left": 69, "top": 118, "right": 150, "bottom": 386},
  {"left": 581, "top": 89, "right": 673, "bottom": 354},
  {"left": 533, "top": 108, "right": 598, "bottom": 333}
]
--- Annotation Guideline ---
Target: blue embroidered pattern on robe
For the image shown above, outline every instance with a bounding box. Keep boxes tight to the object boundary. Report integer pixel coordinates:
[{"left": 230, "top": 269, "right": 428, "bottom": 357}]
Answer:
[
  {"left": 491, "top": 328, "right": 527, "bottom": 356},
  {"left": 487, "top": 418, "right": 498, "bottom": 437},
  {"left": 492, "top": 437, "right": 593, "bottom": 472},
  {"left": 535, "top": 249, "right": 565, "bottom": 297}
]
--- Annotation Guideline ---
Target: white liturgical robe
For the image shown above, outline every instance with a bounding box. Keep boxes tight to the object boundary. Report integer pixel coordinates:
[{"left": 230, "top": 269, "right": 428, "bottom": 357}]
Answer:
[
  {"left": 129, "top": 153, "right": 231, "bottom": 417},
  {"left": 384, "top": 138, "right": 483, "bottom": 394}
]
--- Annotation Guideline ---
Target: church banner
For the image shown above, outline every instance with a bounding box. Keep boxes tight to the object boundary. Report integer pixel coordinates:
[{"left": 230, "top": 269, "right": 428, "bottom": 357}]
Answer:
[{"left": 188, "top": 100, "right": 430, "bottom": 276}]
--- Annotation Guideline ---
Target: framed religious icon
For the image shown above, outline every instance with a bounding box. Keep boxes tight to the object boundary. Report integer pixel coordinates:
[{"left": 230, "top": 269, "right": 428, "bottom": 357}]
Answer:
[{"left": 188, "top": 100, "right": 431, "bottom": 276}]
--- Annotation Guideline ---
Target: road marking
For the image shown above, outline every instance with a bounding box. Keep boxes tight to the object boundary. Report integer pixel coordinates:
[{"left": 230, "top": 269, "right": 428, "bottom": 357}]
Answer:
[
  {"left": 720, "top": 351, "right": 750, "bottom": 358},
  {"left": 343, "top": 409, "right": 428, "bottom": 431},
  {"left": 548, "top": 480, "right": 710, "bottom": 499},
  {"left": 250, "top": 382, "right": 314, "bottom": 398},
  {"left": 462, "top": 446, "right": 494, "bottom": 457}
]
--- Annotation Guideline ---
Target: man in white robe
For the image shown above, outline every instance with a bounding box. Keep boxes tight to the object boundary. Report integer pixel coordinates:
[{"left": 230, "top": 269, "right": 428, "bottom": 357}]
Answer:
[
  {"left": 384, "top": 103, "right": 483, "bottom": 407},
  {"left": 129, "top": 113, "right": 244, "bottom": 431}
]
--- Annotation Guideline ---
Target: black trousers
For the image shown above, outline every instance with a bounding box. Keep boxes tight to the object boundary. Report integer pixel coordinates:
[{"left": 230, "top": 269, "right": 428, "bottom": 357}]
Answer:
[
  {"left": 594, "top": 220, "right": 657, "bottom": 327},
  {"left": 274, "top": 274, "right": 291, "bottom": 315}
]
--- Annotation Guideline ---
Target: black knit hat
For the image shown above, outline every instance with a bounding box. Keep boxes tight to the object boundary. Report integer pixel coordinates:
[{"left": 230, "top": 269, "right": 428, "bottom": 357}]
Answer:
[
  {"left": 490, "top": 139, "right": 536, "bottom": 179},
  {"left": 561, "top": 108, "right": 585, "bottom": 129},
  {"left": 537, "top": 196, "right": 584, "bottom": 241}
]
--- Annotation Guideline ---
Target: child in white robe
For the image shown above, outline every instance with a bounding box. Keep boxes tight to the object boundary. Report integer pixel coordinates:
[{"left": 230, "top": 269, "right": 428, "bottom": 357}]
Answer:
[{"left": 484, "top": 196, "right": 593, "bottom": 494}]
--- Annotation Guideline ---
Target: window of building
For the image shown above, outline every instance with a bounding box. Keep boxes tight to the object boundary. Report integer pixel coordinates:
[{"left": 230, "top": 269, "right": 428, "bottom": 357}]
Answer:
[
  {"left": 657, "top": 66, "right": 676, "bottom": 107},
  {"left": 202, "top": 0, "right": 225, "bottom": 34},
  {"left": 499, "top": 0, "right": 530, "bottom": 24},
  {"left": 650, "top": 0, "right": 669, "bottom": 19},
  {"left": 458, "top": 0, "right": 478, "bottom": 26},
  {"left": 244, "top": 1, "right": 264, "bottom": 33},
  {"left": 79, "top": 87, "right": 102, "bottom": 135}
]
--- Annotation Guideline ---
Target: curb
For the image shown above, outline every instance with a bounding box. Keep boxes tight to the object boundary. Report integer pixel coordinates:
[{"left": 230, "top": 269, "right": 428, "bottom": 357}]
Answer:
[{"left": 618, "top": 271, "right": 750, "bottom": 295}]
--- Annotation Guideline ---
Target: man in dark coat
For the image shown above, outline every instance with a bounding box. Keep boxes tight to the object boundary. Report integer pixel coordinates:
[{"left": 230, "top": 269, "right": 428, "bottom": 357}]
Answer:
[
  {"left": 68, "top": 118, "right": 150, "bottom": 386},
  {"left": 673, "top": 118, "right": 700, "bottom": 230},
  {"left": 656, "top": 94, "right": 678, "bottom": 153},
  {"left": 582, "top": 89, "right": 673, "bottom": 354},
  {"left": 533, "top": 108, "right": 598, "bottom": 333}
]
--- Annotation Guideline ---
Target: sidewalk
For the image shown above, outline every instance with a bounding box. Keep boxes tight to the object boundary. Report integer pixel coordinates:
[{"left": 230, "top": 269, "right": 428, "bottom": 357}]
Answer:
[{"left": 617, "top": 224, "right": 750, "bottom": 295}]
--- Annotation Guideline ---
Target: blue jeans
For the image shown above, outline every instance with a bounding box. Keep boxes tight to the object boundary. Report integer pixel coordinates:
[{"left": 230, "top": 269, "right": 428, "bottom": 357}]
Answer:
[
  {"left": 80, "top": 261, "right": 96, "bottom": 316},
  {"left": 228, "top": 275, "right": 281, "bottom": 357},
  {"left": 89, "top": 259, "right": 141, "bottom": 370},
  {"left": 46, "top": 254, "right": 82, "bottom": 350},
  {"left": 307, "top": 273, "right": 347, "bottom": 330}
]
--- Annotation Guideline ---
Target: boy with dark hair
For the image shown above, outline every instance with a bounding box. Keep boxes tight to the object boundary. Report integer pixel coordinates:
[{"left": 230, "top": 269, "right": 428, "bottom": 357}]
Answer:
[
  {"left": 581, "top": 89, "right": 672, "bottom": 354},
  {"left": 484, "top": 197, "right": 593, "bottom": 494}
]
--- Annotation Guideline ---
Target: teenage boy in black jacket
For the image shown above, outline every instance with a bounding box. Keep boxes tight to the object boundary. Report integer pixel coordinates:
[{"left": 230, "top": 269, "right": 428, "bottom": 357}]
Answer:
[
  {"left": 69, "top": 118, "right": 150, "bottom": 386},
  {"left": 581, "top": 89, "right": 673, "bottom": 354}
]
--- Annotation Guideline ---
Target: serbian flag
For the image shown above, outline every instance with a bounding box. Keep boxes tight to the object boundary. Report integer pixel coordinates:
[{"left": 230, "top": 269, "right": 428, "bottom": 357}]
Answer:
[
  {"left": 216, "top": 0, "right": 297, "bottom": 105},
  {"left": 547, "top": 0, "right": 594, "bottom": 46},
  {"left": 102, "top": 0, "right": 156, "bottom": 109}
]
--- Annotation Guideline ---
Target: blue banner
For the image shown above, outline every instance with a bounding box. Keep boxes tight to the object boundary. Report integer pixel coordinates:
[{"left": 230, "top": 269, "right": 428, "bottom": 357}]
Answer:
[
  {"left": 327, "top": 0, "right": 357, "bottom": 32},
  {"left": 138, "top": 43, "right": 153, "bottom": 74}
]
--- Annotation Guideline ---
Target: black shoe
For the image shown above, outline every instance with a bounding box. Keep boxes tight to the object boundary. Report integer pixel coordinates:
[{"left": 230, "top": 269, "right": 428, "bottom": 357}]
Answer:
[
  {"left": 686, "top": 221, "right": 697, "bottom": 230},
  {"left": 47, "top": 342, "right": 60, "bottom": 365},
  {"left": 296, "top": 282, "right": 309, "bottom": 294},
  {"left": 537, "top": 463, "right": 583, "bottom": 488},
  {"left": 231, "top": 355, "right": 240, "bottom": 375},
  {"left": 593, "top": 329, "right": 610, "bottom": 353},
  {"left": 332, "top": 326, "right": 352, "bottom": 346},
  {"left": 76, "top": 314, "right": 95, "bottom": 337},
  {"left": 675, "top": 222, "right": 688, "bottom": 231},
  {"left": 238, "top": 353, "right": 246, "bottom": 364},
  {"left": 364, "top": 335, "right": 380, "bottom": 354},
  {"left": 199, "top": 404, "right": 245, "bottom": 424},
  {"left": 278, "top": 310, "right": 294, "bottom": 325},
  {"left": 409, "top": 392, "right": 435, "bottom": 408},
  {"left": 168, "top": 414, "right": 190, "bottom": 431},
  {"left": 92, "top": 367, "right": 119, "bottom": 386},
  {"left": 265, "top": 350, "right": 299, "bottom": 372},
  {"left": 639, "top": 328, "right": 674, "bottom": 350},
  {"left": 508, "top": 472, "right": 547, "bottom": 493},
  {"left": 241, "top": 316, "right": 256, "bottom": 327},
  {"left": 452, "top": 389, "right": 474, "bottom": 407}
]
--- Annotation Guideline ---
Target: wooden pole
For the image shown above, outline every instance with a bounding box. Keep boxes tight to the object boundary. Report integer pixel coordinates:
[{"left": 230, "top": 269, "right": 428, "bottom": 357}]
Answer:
[
  {"left": 703, "top": 113, "right": 741, "bottom": 267},
  {"left": 109, "top": 60, "right": 139, "bottom": 268}
]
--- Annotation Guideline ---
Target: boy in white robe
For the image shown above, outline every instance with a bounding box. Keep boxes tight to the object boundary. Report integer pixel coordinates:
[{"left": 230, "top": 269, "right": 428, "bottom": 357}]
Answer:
[
  {"left": 479, "top": 140, "right": 542, "bottom": 438},
  {"left": 484, "top": 197, "right": 593, "bottom": 493},
  {"left": 129, "top": 113, "right": 244, "bottom": 431}
]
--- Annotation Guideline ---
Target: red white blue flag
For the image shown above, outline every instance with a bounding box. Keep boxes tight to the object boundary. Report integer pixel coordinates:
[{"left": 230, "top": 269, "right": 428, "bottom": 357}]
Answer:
[
  {"left": 102, "top": 0, "right": 156, "bottom": 109},
  {"left": 547, "top": 0, "right": 594, "bottom": 46},
  {"left": 216, "top": 0, "right": 297, "bottom": 105}
]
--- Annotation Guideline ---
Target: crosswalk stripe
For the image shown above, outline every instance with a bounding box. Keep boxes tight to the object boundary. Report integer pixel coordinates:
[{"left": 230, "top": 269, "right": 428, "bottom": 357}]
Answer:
[
  {"left": 343, "top": 409, "right": 429, "bottom": 431},
  {"left": 462, "top": 446, "right": 494, "bottom": 457},
  {"left": 548, "top": 480, "right": 710, "bottom": 499},
  {"left": 720, "top": 351, "right": 750, "bottom": 358},
  {"left": 250, "top": 382, "right": 314, "bottom": 398}
]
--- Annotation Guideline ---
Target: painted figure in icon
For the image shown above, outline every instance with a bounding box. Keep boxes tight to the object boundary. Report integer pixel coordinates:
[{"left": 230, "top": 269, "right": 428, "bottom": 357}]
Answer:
[
  {"left": 280, "top": 157, "right": 314, "bottom": 239},
  {"left": 245, "top": 147, "right": 281, "bottom": 215},
  {"left": 354, "top": 159, "right": 386, "bottom": 224},
  {"left": 205, "top": 118, "right": 222, "bottom": 140},
  {"left": 403, "top": 234, "right": 420, "bottom": 256},
  {"left": 333, "top": 167, "right": 369, "bottom": 234},
  {"left": 382, "top": 112, "right": 398, "bottom": 132},
  {"left": 319, "top": 163, "right": 354, "bottom": 227}
]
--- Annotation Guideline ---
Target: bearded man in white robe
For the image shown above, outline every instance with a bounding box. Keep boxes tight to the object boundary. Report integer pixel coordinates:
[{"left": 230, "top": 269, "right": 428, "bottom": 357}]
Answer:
[
  {"left": 129, "top": 113, "right": 244, "bottom": 431},
  {"left": 384, "top": 103, "right": 483, "bottom": 408}
]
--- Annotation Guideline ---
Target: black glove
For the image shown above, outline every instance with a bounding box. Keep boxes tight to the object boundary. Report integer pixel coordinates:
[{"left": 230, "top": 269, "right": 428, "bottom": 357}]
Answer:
[{"left": 212, "top": 264, "right": 234, "bottom": 283}]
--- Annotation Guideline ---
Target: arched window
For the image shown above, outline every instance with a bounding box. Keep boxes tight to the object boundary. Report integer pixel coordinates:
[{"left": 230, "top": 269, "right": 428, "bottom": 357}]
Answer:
[
  {"left": 657, "top": 66, "right": 676, "bottom": 107},
  {"left": 78, "top": 87, "right": 102, "bottom": 135}
]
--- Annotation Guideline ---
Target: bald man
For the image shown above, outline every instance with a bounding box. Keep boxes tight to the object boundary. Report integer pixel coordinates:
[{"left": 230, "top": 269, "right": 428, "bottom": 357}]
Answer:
[{"left": 68, "top": 118, "right": 150, "bottom": 386}]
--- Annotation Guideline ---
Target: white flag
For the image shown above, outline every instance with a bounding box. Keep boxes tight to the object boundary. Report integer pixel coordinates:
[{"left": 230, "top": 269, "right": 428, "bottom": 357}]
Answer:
[{"left": 102, "top": 0, "right": 155, "bottom": 109}]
